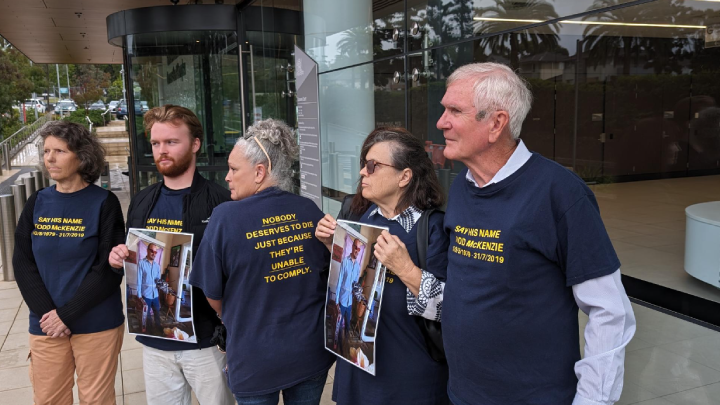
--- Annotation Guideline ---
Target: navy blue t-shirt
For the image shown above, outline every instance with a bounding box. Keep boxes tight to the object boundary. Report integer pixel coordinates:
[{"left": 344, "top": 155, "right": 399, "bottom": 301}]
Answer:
[
  {"left": 145, "top": 185, "right": 188, "bottom": 233},
  {"left": 332, "top": 207, "right": 449, "bottom": 405},
  {"left": 29, "top": 184, "right": 124, "bottom": 335},
  {"left": 137, "top": 185, "right": 205, "bottom": 351},
  {"left": 443, "top": 154, "right": 620, "bottom": 405},
  {"left": 190, "top": 187, "right": 335, "bottom": 396}
]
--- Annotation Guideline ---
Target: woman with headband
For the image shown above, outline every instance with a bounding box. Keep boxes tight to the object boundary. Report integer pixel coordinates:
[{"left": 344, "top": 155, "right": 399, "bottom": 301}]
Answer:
[{"left": 190, "top": 119, "right": 335, "bottom": 405}]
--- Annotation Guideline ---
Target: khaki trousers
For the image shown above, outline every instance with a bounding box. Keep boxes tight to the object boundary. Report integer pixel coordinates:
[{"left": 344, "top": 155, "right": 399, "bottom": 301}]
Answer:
[{"left": 28, "top": 324, "right": 124, "bottom": 405}]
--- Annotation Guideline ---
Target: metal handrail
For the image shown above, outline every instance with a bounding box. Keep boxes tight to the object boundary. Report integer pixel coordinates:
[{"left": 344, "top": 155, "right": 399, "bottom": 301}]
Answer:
[
  {"left": 86, "top": 116, "right": 94, "bottom": 133},
  {"left": 0, "top": 115, "right": 51, "bottom": 154},
  {"left": 101, "top": 108, "right": 112, "bottom": 126}
]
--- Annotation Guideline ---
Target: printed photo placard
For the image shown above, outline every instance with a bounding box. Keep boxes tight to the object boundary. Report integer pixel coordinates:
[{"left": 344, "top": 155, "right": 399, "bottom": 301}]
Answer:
[
  {"left": 324, "top": 220, "right": 388, "bottom": 375},
  {"left": 124, "top": 228, "right": 196, "bottom": 343}
]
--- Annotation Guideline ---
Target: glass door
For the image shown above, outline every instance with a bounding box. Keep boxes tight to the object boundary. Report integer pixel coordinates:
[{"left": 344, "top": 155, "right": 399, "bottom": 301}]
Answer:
[{"left": 126, "top": 30, "right": 241, "bottom": 192}]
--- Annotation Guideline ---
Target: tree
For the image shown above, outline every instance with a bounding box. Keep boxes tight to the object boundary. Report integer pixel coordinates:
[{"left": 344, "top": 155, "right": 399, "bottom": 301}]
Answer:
[
  {"left": 0, "top": 48, "right": 33, "bottom": 113},
  {"left": 5, "top": 50, "right": 48, "bottom": 95},
  {"left": 107, "top": 77, "right": 124, "bottom": 101},
  {"left": 474, "top": 0, "right": 560, "bottom": 69},
  {"left": 71, "top": 65, "right": 110, "bottom": 110},
  {"left": 581, "top": 0, "right": 643, "bottom": 75}
]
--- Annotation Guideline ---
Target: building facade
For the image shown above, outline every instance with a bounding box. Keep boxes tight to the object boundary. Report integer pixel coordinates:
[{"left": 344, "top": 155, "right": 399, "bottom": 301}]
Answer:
[{"left": 108, "top": 0, "right": 720, "bottom": 327}]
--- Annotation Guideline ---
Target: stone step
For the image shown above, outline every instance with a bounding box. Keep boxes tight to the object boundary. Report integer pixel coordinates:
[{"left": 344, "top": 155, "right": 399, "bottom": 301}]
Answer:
[
  {"left": 107, "top": 120, "right": 126, "bottom": 127},
  {"left": 105, "top": 156, "right": 129, "bottom": 167},
  {"left": 97, "top": 125, "right": 127, "bottom": 132},
  {"left": 100, "top": 138, "right": 130, "bottom": 156},
  {"left": 96, "top": 123, "right": 129, "bottom": 140},
  {"left": 97, "top": 130, "right": 128, "bottom": 139},
  {"left": 105, "top": 149, "right": 129, "bottom": 157}
]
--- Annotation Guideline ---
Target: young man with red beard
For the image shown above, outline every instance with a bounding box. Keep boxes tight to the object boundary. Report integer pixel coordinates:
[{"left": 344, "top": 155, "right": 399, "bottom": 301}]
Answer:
[{"left": 109, "top": 105, "right": 232, "bottom": 404}]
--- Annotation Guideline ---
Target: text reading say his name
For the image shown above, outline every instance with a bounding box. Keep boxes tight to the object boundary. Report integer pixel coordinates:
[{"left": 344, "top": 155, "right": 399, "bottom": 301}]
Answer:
[
  {"left": 452, "top": 225, "right": 505, "bottom": 264},
  {"left": 146, "top": 218, "right": 183, "bottom": 232},
  {"left": 244, "top": 214, "right": 317, "bottom": 284},
  {"left": 33, "top": 217, "right": 86, "bottom": 238}
]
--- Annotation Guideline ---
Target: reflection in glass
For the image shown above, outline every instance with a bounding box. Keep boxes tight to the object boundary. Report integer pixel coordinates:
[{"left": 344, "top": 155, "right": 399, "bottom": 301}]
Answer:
[
  {"left": 407, "top": 0, "right": 720, "bottom": 183},
  {"left": 304, "top": 0, "right": 404, "bottom": 73},
  {"left": 245, "top": 31, "right": 302, "bottom": 127},
  {"left": 407, "top": 0, "right": 639, "bottom": 52},
  {"left": 404, "top": 0, "right": 720, "bottom": 305},
  {"left": 319, "top": 57, "right": 405, "bottom": 207},
  {"left": 127, "top": 31, "right": 240, "bottom": 191}
]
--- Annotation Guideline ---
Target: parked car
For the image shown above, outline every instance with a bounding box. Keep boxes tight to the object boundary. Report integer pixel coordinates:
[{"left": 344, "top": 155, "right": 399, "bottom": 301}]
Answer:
[
  {"left": 116, "top": 101, "right": 128, "bottom": 119},
  {"left": 140, "top": 101, "right": 149, "bottom": 112},
  {"left": 115, "top": 100, "right": 145, "bottom": 119},
  {"left": 22, "top": 99, "right": 46, "bottom": 114},
  {"left": 108, "top": 100, "right": 120, "bottom": 112},
  {"left": 88, "top": 101, "right": 107, "bottom": 111},
  {"left": 53, "top": 99, "right": 77, "bottom": 115}
]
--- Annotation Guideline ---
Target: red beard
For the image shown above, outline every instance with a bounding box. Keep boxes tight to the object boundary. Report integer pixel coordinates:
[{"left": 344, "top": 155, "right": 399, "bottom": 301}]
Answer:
[{"left": 155, "top": 148, "right": 193, "bottom": 178}]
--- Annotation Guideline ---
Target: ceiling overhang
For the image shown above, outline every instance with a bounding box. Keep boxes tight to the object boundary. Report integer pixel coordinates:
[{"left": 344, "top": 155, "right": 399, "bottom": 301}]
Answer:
[{"left": 0, "top": 1, "right": 237, "bottom": 64}]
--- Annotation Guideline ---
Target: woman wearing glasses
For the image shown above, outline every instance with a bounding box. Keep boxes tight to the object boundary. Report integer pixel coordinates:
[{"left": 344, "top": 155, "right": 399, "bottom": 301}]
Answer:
[
  {"left": 190, "top": 119, "right": 334, "bottom": 405},
  {"left": 315, "top": 127, "right": 450, "bottom": 405}
]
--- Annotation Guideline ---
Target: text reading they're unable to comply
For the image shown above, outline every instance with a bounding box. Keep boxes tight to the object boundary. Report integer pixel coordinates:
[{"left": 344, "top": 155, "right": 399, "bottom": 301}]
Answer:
[{"left": 246, "top": 214, "right": 316, "bottom": 283}]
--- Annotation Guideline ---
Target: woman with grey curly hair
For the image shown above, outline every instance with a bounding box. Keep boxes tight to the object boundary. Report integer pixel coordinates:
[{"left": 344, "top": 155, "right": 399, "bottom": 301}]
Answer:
[
  {"left": 227, "top": 118, "right": 299, "bottom": 198},
  {"left": 14, "top": 121, "right": 126, "bottom": 404},
  {"left": 191, "top": 118, "right": 335, "bottom": 405}
]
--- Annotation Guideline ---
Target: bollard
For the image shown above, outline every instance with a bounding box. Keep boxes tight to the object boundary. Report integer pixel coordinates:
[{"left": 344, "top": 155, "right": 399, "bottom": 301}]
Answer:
[
  {"left": 23, "top": 176, "right": 36, "bottom": 199},
  {"left": 32, "top": 170, "right": 43, "bottom": 191},
  {"left": 3, "top": 144, "right": 10, "bottom": 171},
  {"left": 0, "top": 194, "right": 15, "bottom": 281},
  {"left": 10, "top": 185, "right": 26, "bottom": 222}
]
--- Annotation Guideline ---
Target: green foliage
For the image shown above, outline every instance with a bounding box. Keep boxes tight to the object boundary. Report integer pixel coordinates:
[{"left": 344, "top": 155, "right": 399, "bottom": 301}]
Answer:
[
  {"left": 0, "top": 109, "right": 23, "bottom": 140},
  {"left": 107, "top": 77, "right": 124, "bottom": 101},
  {"left": 0, "top": 48, "right": 34, "bottom": 114},
  {"left": 63, "top": 109, "right": 106, "bottom": 129},
  {"left": 72, "top": 65, "right": 110, "bottom": 110}
]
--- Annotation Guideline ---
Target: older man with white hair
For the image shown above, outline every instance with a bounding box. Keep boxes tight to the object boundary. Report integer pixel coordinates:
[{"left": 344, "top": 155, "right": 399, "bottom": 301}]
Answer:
[{"left": 399, "top": 62, "right": 636, "bottom": 405}]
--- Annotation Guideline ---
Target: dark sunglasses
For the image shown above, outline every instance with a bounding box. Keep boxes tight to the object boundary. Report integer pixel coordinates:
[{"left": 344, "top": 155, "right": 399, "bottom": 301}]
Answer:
[{"left": 361, "top": 159, "right": 396, "bottom": 174}]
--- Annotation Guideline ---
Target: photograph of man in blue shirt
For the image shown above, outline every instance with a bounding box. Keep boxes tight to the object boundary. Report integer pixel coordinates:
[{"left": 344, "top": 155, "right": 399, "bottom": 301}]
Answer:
[
  {"left": 137, "top": 243, "right": 162, "bottom": 333},
  {"left": 334, "top": 238, "right": 364, "bottom": 354}
]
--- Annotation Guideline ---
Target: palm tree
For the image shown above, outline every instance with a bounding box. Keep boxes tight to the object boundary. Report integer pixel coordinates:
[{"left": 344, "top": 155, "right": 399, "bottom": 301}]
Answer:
[
  {"left": 637, "top": 1, "right": 696, "bottom": 74},
  {"left": 473, "top": 0, "right": 561, "bottom": 69},
  {"left": 581, "top": 0, "right": 645, "bottom": 75},
  {"left": 583, "top": 0, "right": 702, "bottom": 75},
  {"left": 336, "top": 25, "right": 374, "bottom": 69}
]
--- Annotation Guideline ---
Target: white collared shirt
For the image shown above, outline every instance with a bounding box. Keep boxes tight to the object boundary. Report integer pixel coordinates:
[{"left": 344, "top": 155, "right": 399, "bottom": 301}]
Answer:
[
  {"left": 465, "top": 139, "right": 532, "bottom": 187},
  {"left": 411, "top": 139, "right": 635, "bottom": 405}
]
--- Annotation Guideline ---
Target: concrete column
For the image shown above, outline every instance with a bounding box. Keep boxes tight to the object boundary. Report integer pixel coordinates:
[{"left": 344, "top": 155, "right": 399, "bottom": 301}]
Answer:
[{"left": 304, "top": 0, "right": 376, "bottom": 195}]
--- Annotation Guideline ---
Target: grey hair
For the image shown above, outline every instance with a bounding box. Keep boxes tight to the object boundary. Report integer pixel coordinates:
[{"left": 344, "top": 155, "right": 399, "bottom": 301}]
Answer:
[
  {"left": 447, "top": 62, "right": 532, "bottom": 140},
  {"left": 234, "top": 118, "right": 299, "bottom": 191}
]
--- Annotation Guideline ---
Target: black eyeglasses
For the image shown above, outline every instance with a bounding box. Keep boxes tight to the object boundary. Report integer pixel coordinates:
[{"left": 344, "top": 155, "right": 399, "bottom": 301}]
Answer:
[{"left": 361, "top": 159, "right": 396, "bottom": 174}]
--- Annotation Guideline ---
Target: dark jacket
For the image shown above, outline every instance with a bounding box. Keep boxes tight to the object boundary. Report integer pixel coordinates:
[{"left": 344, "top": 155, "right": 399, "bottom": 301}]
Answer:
[{"left": 126, "top": 169, "right": 231, "bottom": 349}]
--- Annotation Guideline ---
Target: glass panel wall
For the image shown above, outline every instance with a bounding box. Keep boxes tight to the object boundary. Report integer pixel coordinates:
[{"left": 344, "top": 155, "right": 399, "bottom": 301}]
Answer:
[
  {"left": 126, "top": 30, "right": 240, "bottom": 191},
  {"left": 308, "top": 0, "right": 720, "bottom": 312},
  {"left": 406, "top": 0, "right": 640, "bottom": 52},
  {"left": 406, "top": 1, "right": 720, "bottom": 307},
  {"left": 318, "top": 56, "right": 406, "bottom": 214},
  {"left": 304, "top": 0, "right": 405, "bottom": 73}
]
